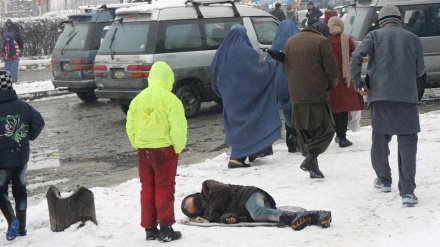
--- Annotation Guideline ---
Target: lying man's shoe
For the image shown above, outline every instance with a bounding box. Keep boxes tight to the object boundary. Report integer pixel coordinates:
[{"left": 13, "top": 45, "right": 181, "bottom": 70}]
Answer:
[
  {"left": 290, "top": 212, "right": 312, "bottom": 231},
  {"left": 310, "top": 211, "right": 332, "bottom": 228}
]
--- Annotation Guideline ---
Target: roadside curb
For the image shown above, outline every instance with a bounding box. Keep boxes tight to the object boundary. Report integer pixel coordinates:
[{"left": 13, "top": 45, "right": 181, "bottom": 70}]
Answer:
[{"left": 18, "top": 90, "right": 73, "bottom": 101}]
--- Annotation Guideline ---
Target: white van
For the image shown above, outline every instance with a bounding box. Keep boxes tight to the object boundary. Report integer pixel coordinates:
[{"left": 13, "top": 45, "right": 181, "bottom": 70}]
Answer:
[
  {"left": 342, "top": 0, "right": 440, "bottom": 100},
  {"left": 93, "top": 0, "right": 279, "bottom": 117}
]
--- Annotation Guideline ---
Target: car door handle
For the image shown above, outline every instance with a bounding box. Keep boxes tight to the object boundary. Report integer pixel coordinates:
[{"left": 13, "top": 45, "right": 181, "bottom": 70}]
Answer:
[{"left": 165, "top": 55, "right": 176, "bottom": 59}]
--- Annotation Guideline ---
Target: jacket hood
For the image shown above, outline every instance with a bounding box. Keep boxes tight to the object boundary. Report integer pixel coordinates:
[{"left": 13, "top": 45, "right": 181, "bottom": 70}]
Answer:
[
  {"left": 0, "top": 90, "right": 18, "bottom": 103},
  {"left": 147, "top": 61, "right": 174, "bottom": 91}
]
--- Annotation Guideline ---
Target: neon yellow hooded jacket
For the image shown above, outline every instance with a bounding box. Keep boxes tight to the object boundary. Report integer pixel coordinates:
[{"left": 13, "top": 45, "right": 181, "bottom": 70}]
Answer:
[{"left": 126, "top": 61, "right": 188, "bottom": 153}]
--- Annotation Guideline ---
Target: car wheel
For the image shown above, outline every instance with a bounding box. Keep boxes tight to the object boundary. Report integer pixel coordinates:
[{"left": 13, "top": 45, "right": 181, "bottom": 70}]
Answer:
[
  {"left": 76, "top": 90, "right": 98, "bottom": 102},
  {"left": 176, "top": 85, "right": 201, "bottom": 118},
  {"left": 417, "top": 76, "right": 425, "bottom": 101},
  {"left": 120, "top": 104, "right": 130, "bottom": 115}
]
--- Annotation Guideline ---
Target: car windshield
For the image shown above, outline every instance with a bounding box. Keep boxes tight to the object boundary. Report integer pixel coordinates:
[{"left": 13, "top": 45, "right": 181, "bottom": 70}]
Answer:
[
  {"left": 53, "top": 24, "right": 90, "bottom": 51},
  {"left": 342, "top": 6, "right": 375, "bottom": 41},
  {"left": 99, "top": 22, "right": 151, "bottom": 54}
]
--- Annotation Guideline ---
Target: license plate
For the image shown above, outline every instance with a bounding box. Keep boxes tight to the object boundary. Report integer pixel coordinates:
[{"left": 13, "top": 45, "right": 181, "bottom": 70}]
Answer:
[
  {"left": 61, "top": 62, "right": 70, "bottom": 71},
  {"left": 112, "top": 69, "right": 125, "bottom": 79}
]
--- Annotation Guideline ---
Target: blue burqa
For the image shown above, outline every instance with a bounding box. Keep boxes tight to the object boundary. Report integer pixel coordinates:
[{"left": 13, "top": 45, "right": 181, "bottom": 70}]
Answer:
[
  {"left": 266, "top": 20, "right": 300, "bottom": 127},
  {"left": 211, "top": 25, "right": 281, "bottom": 159}
]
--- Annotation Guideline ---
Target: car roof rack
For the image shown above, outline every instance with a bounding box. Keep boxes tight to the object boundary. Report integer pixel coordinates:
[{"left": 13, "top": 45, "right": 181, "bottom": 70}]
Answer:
[{"left": 186, "top": 0, "right": 240, "bottom": 19}]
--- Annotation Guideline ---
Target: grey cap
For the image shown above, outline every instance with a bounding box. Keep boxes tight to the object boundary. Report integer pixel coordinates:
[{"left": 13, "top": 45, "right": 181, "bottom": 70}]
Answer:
[{"left": 378, "top": 5, "right": 401, "bottom": 27}]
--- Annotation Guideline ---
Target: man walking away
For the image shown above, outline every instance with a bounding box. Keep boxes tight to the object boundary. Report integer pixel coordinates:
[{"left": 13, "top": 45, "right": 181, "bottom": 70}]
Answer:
[
  {"left": 283, "top": 22, "right": 339, "bottom": 179},
  {"left": 350, "top": 5, "right": 425, "bottom": 207}
]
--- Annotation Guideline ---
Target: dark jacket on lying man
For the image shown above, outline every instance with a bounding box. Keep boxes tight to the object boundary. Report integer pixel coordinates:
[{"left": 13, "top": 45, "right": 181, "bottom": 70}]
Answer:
[{"left": 181, "top": 180, "right": 333, "bottom": 231}]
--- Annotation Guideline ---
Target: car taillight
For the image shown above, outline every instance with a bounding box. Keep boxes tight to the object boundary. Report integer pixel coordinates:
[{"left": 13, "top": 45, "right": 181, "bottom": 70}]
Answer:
[
  {"left": 94, "top": 64, "right": 108, "bottom": 78},
  {"left": 51, "top": 58, "right": 59, "bottom": 70},
  {"left": 126, "top": 64, "right": 152, "bottom": 78},
  {"left": 71, "top": 58, "right": 94, "bottom": 71}
]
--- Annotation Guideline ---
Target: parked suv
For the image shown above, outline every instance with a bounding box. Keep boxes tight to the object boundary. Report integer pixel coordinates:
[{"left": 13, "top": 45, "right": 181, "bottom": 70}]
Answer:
[
  {"left": 51, "top": 3, "right": 147, "bottom": 102},
  {"left": 342, "top": 0, "right": 440, "bottom": 100},
  {"left": 93, "top": 0, "right": 279, "bottom": 117}
]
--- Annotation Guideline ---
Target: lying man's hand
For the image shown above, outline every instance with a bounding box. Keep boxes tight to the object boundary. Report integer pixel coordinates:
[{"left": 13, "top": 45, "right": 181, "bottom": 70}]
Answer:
[
  {"left": 225, "top": 217, "right": 237, "bottom": 224},
  {"left": 220, "top": 213, "right": 239, "bottom": 224}
]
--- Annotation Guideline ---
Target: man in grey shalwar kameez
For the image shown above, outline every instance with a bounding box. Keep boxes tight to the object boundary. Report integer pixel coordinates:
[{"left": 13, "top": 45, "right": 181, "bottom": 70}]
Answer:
[{"left": 350, "top": 5, "right": 425, "bottom": 207}]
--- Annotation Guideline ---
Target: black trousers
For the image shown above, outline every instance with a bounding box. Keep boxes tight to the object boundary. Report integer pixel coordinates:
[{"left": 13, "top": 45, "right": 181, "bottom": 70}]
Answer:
[{"left": 332, "top": 112, "right": 348, "bottom": 140}]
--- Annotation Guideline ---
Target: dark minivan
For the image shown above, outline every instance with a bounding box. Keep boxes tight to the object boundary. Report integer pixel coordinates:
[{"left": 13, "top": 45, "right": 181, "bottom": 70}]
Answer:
[{"left": 51, "top": 3, "right": 147, "bottom": 102}]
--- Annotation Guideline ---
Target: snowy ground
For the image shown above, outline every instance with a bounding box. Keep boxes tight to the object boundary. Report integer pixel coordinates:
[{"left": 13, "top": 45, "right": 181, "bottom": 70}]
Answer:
[{"left": 1, "top": 109, "right": 439, "bottom": 246}]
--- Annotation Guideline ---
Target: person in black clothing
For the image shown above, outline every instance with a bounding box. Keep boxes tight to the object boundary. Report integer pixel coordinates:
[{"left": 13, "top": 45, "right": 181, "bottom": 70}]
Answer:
[
  {"left": 181, "top": 180, "right": 332, "bottom": 231},
  {"left": 270, "top": 3, "right": 286, "bottom": 22},
  {"left": 306, "top": 1, "right": 323, "bottom": 26},
  {"left": 5, "top": 19, "right": 24, "bottom": 52},
  {"left": 0, "top": 71, "right": 45, "bottom": 241}
]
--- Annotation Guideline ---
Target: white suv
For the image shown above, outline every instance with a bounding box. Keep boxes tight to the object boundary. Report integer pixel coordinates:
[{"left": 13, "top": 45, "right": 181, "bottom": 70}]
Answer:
[
  {"left": 94, "top": 0, "right": 279, "bottom": 117},
  {"left": 342, "top": 0, "right": 440, "bottom": 100}
]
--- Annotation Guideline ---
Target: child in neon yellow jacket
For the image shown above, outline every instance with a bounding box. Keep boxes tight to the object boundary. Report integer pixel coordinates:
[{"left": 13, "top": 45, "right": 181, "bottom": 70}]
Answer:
[{"left": 126, "top": 61, "right": 187, "bottom": 242}]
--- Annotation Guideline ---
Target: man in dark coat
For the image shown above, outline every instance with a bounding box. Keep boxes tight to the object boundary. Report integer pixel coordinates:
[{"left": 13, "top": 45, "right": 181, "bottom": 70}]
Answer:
[
  {"left": 5, "top": 19, "right": 23, "bottom": 51},
  {"left": 270, "top": 3, "right": 286, "bottom": 22},
  {"left": 181, "top": 180, "right": 332, "bottom": 231},
  {"left": 306, "top": 1, "right": 323, "bottom": 26},
  {"left": 0, "top": 71, "right": 45, "bottom": 241},
  {"left": 283, "top": 24, "right": 339, "bottom": 179}
]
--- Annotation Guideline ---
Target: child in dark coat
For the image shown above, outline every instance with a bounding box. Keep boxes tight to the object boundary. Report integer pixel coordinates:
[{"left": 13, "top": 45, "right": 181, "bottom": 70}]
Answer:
[{"left": 0, "top": 71, "right": 45, "bottom": 241}]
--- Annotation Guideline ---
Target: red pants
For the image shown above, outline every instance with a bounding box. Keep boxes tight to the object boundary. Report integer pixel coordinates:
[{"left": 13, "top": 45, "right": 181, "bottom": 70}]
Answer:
[{"left": 138, "top": 146, "right": 178, "bottom": 228}]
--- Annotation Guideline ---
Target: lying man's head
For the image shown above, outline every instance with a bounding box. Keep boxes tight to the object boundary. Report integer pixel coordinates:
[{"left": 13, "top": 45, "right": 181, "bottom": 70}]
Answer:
[{"left": 181, "top": 193, "right": 202, "bottom": 217}]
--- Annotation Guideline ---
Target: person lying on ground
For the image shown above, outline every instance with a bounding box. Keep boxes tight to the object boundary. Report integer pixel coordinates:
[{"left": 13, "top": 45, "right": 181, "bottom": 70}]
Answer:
[{"left": 181, "top": 180, "right": 331, "bottom": 231}]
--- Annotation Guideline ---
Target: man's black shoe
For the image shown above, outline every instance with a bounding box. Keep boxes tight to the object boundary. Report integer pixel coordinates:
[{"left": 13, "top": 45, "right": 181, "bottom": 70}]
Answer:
[
  {"left": 300, "top": 155, "right": 324, "bottom": 179},
  {"left": 339, "top": 139, "right": 353, "bottom": 148}
]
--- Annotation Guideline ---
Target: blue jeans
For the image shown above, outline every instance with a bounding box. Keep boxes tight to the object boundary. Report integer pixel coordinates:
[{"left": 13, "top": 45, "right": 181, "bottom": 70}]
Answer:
[
  {"left": 245, "top": 191, "right": 283, "bottom": 222},
  {"left": 0, "top": 164, "right": 28, "bottom": 217}
]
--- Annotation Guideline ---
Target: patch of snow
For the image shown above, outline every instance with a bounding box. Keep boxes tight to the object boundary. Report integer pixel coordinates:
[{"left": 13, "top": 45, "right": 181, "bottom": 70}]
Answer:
[{"left": 1, "top": 110, "right": 440, "bottom": 246}]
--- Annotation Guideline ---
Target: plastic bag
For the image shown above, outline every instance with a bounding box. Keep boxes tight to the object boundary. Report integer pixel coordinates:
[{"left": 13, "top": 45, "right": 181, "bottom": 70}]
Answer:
[{"left": 347, "top": 111, "right": 361, "bottom": 132}]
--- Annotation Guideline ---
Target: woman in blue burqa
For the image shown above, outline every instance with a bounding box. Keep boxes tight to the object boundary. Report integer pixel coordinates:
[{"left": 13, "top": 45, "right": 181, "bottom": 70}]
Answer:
[
  {"left": 211, "top": 24, "right": 281, "bottom": 169},
  {"left": 266, "top": 20, "right": 300, "bottom": 153}
]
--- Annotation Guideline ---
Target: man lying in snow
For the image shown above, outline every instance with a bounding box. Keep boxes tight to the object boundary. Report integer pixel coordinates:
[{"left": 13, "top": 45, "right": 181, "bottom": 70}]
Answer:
[{"left": 181, "top": 180, "right": 331, "bottom": 231}]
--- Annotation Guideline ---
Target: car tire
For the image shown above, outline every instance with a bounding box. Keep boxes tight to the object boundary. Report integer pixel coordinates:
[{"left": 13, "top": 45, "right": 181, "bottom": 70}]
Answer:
[
  {"left": 176, "top": 85, "right": 201, "bottom": 119},
  {"left": 120, "top": 104, "right": 130, "bottom": 115},
  {"left": 76, "top": 90, "right": 98, "bottom": 102},
  {"left": 417, "top": 76, "right": 425, "bottom": 101}
]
